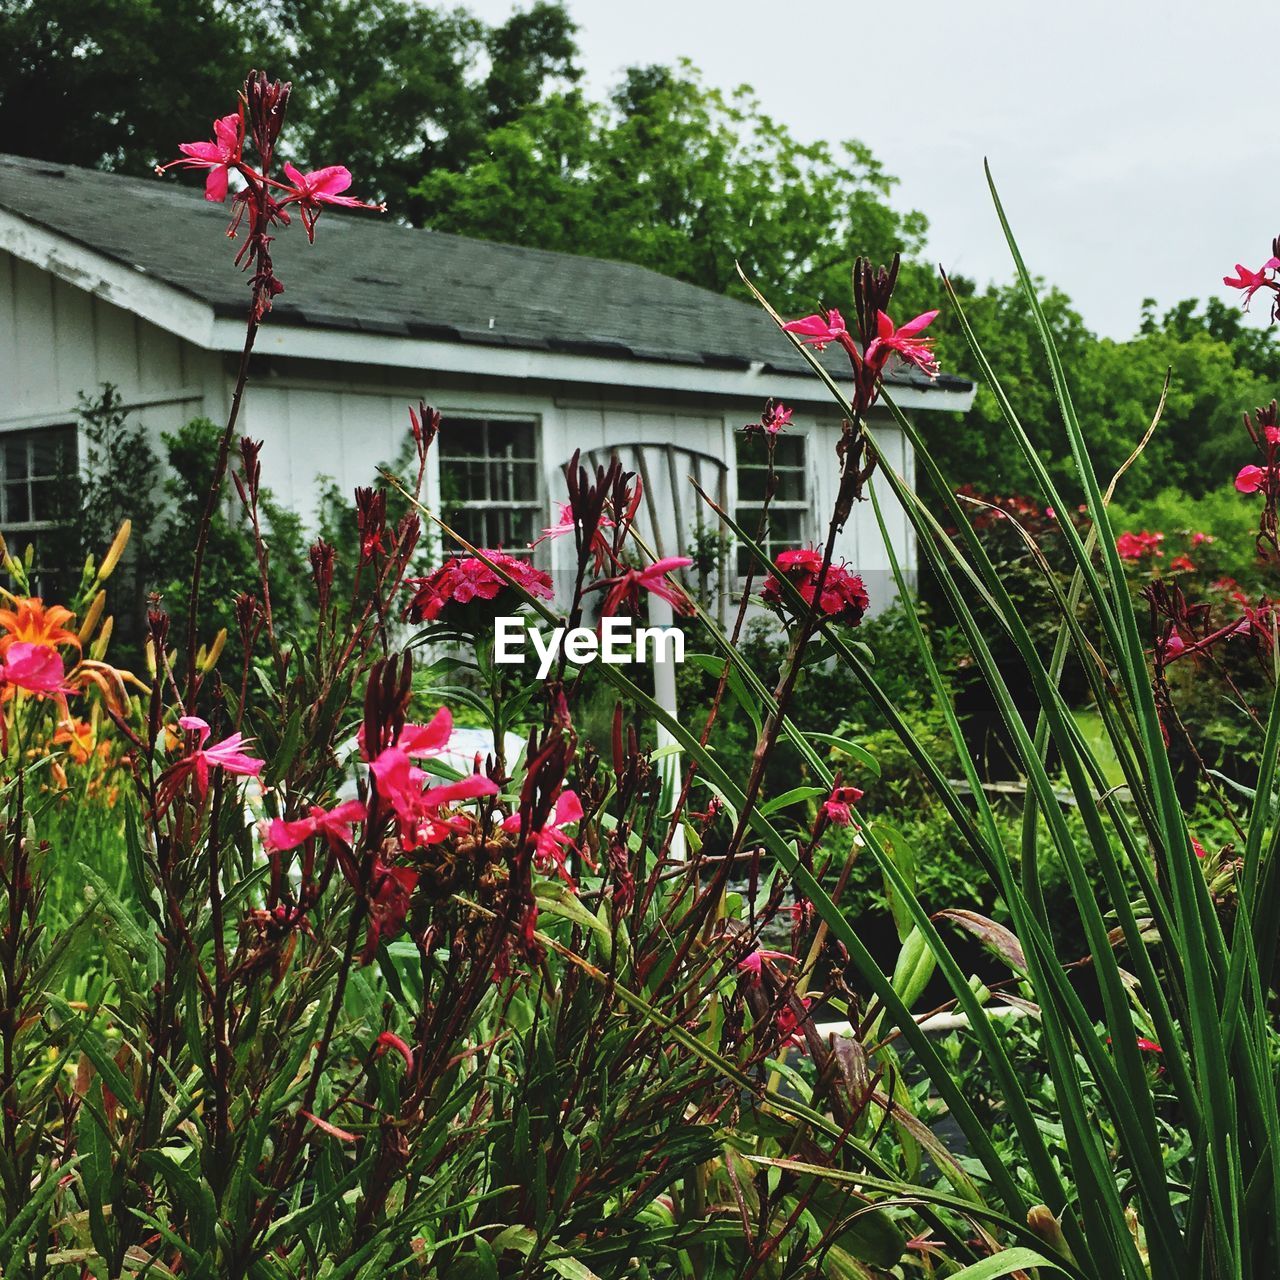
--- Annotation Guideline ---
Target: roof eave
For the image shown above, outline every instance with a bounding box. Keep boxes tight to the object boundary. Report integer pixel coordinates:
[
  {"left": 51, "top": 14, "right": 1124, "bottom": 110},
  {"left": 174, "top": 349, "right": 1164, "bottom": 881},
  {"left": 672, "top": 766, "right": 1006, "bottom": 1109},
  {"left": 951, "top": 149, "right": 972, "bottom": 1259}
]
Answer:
[{"left": 1, "top": 210, "right": 975, "bottom": 413}]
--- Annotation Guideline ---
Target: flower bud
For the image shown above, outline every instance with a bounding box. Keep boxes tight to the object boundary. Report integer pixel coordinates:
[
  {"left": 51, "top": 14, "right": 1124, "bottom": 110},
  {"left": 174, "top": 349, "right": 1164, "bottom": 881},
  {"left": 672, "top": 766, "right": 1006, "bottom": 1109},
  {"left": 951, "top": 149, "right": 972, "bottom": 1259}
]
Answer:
[
  {"left": 199, "top": 628, "right": 227, "bottom": 673},
  {"left": 78, "top": 590, "right": 106, "bottom": 646},
  {"left": 97, "top": 520, "right": 132, "bottom": 583},
  {"left": 90, "top": 615, "right": 113, "bottom": 661}
]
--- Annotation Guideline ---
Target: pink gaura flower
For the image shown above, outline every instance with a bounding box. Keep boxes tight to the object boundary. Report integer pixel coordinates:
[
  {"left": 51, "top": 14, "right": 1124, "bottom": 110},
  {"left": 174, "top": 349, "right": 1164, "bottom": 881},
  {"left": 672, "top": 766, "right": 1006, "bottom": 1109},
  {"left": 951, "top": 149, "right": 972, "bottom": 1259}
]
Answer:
[
  {"left": 171, "top": 715, "right": 264, "bottom": 799},
  {"left": 737, "top": 947, "right": 794, "bottom": 976},
  {"left": 822, "top": 785, "right": 865, "bottom": 827},
  {"left": 595, "top": 556, "right": 694, "bottom": 617},
  {"left": 0, "top": 641, "right": 70, "bottom": 695},
  {"left": 864, "top": 309, "right": 940, "bottom": 378},
  {"left": 1236, "top": 464, "right": 1267, "bottom": 494},
  {"left": 369, "top": 745, "right": 498, "bottom": 848},
  {"left": 266, "top": 799, "right": 367, "bottom": 853},
  {"left": 280, "top": 163, "right": 385, "bottom": 241},
  {"left": 504, "top": 789, "right": 584, "bottom": 886},
  {"left": 744, "top": 399, "right": 794, "bottom": 437},
  {"left": 1224, "top": 258, "right": 1280, "bottom": 308},
  {"left": 158, "top": 111, "right": 243, "bottom": 202},
  {"left": 782, "top": 309, "right": 848, "bottom": 351}
]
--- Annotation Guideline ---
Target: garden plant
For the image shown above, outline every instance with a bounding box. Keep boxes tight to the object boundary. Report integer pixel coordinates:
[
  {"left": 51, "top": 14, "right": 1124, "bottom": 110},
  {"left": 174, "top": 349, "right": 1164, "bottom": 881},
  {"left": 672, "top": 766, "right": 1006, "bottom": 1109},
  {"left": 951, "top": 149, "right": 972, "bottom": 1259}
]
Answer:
[{"left": 2, "top": 70, "right": 1279, "bottom": 1279}]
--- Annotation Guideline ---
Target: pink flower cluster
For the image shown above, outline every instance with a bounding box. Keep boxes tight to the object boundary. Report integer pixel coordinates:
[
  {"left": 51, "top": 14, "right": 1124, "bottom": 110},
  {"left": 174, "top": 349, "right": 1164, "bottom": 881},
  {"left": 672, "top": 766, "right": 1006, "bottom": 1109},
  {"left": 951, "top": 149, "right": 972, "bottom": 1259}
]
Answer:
[
  {"left": 761, "top": 548, "right": 870, "bottom": 628},
  {"left": 1116, "top": 530, "right": 1165, "bottom": 562},
  {"left": 405, "top": 551, "right": 553, "bottom": 625}
]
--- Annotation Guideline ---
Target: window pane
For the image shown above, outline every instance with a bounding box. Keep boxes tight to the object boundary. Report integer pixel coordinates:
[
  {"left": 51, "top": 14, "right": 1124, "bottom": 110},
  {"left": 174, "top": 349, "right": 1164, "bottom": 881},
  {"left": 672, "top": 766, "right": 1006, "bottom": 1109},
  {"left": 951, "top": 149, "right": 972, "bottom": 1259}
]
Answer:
[
  {"left": 4, "top": 482, "right": 30, "bottom": 525},
  {"left": 737, "top": 468, "right": 768, "bottom": 502},
  {"left": 487, "top": 420, "right": 536, "bottom": 458},
  {"left": 4, "top": 439, "right": 29, "bottom": 480},
  {"left": 30, "top": 431, "right": 72, "bottom": 478},
  {"left": 773, "top": 468, "right": 806, "bottom": 502}
]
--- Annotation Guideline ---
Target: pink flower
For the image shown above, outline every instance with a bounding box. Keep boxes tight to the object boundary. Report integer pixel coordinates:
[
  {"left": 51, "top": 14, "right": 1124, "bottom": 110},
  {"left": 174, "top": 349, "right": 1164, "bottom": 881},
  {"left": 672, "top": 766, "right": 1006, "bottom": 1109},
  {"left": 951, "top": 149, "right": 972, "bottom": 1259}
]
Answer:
[
  {"left": 1169, "top": 554, "right": 1196, "bottom": 573},
  {"left": 761, "top": 548, "right": 870, "bottom": 628},
  {"left": 782, "top": 308, "right": 849, "bottom": 351},
  {"left": 358, "top": 706, "right": 453, "bottom": 762},
  {"left": 266, "top": 799, "right": 367, "bottom": 853},
  {"left": 280, "top": 163, "right": 385, "bottom": 241},
  {"left": 1160, "top": 632, "right": 1188, "bottom": 660},
  {"left": 1191, "top": 837, "right": 1208, "bottom": 859},
  {"left": 737, "top": 947, "right": 793, "bottom": 976},
  {"left": 503, "top": 789, "right": 584, "bottom": 886},
  {"left": 171, "top": 715, "right": 264, "bottom": 799},
  {"left": 744, "top": 399, "right": 794, "bottom": 437},
  {"left": 1236, "top": 464, "right": 1267, "bottom": 494},
  {"left": 159, "top": 112, "right": 243, "bottom": 202},
  {"left": 596, "top": 557, "right": 693, "bottom": 617},
  {"left": 369, "top": 746, "right": 498, "bottom": 847},
  {"left": 1191, "top": 531, "right": 1214, "bottom": 547},
  {"left": 822, "top": 785, "right": 865, "bottom": 827},
  {"left": 1116, "top": 530, "right": 1165, "bottom": 560},
  {"left": 1224, "top": 258, "right": 1280, "bottom": 308},
  {"left": 0, "top": 642, "right": 69, "bottom": 694},
  {"left": 405, "top": 551, "right": 553, "bottom": 624},
  {"left": 864, "top": 309, "right": 940, "bottom": 378},
  {"left": 1136, "top": 1037, "right": 1163, "bottom": 1054},
  {"left": 532, "top": 502, "right": 577, "bottom": 545},
  {"left": 775, "top": 997, "right": 813, "bottom": 1051}
]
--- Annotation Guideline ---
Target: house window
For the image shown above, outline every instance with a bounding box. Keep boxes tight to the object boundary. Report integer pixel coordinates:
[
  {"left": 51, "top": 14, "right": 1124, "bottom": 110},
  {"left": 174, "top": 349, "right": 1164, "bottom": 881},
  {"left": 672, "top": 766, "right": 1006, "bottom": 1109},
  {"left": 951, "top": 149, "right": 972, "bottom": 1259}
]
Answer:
[
  {"left": 0, "top": 425, "right": 77, "bottom": 593},
  {"left": 438, "top": 418, "right": 541, "bottom": 555},
  {"left": 735, "top": 433, "right": 808, "bottom": 577}
]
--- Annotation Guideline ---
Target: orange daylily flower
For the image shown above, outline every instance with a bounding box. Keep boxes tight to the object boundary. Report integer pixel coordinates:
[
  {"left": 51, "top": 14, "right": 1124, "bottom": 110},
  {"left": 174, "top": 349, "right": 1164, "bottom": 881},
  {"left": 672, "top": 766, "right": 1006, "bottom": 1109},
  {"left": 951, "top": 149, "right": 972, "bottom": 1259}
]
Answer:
[
  {"left": 52, "top": 718, "right": 96, "bottom": 766},
  {"left": 0, "top": 597, "right": 79, "bottom": 654}
]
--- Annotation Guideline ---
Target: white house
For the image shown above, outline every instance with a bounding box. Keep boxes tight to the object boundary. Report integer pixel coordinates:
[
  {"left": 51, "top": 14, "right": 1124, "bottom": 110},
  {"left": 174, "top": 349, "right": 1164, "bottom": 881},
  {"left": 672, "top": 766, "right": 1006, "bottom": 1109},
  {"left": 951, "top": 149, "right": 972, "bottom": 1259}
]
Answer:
[{"left": 0, "top": 152, "right": 973, "bottom": 611}]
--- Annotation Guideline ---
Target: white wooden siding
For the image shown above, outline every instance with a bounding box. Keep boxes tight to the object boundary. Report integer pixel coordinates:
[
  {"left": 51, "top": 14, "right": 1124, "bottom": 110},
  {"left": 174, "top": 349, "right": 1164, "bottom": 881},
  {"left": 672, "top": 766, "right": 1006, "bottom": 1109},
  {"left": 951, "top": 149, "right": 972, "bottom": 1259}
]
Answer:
[{"left": 2, "top": 247, "right": 920, "bottom": 609}]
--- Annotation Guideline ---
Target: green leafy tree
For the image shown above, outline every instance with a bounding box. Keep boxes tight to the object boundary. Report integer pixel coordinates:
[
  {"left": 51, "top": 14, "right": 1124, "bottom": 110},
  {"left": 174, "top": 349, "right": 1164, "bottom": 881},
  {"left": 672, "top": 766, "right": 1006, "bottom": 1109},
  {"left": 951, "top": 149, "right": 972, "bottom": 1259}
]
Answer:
[
  {"left": 0, "top": 0, "right": 579, "bottom": 219},
  {"left": 414, "top": 61, "right": 928, "bottom": 313}
]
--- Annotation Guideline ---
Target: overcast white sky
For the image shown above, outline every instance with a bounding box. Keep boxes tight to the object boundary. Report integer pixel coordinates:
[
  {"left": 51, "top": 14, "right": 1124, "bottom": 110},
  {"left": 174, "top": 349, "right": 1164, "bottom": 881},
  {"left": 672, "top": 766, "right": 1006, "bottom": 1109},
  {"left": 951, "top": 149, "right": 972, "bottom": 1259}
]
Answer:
[{"left": 464, "top": 0, "right": 1278, "bottom": 339}]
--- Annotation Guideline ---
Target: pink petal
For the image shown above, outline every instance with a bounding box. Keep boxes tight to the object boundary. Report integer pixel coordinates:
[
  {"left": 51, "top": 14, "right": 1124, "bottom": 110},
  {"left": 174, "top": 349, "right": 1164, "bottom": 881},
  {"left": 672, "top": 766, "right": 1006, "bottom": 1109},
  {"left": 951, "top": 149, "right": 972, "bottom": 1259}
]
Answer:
[
  {"left": 212, "top": 113, "right": 240, "bottom": 151},
  {"left": 894, "top": 309, "right": 939, "bottom": 339},
  {"left": 178, "top": 141, "right": 223, "bottom": 164},
  {"left": 554, "top": 790, "right": 584, "bottom": 826},
  {"left": 1236, "top": 464, "right": 1266, "bottom": 493},
  {"left": 282, "top": 161, "right": 307, "bottom": 188},
  {"left": 399, "top": 707, "right": 453, "bottom": 756},
  {"left": 178, "top": 715, "right": 212, "bottom": 748},
  {"left": 204, "top": 165, "right": 229, "bottom": 203},
  {"left": 306, "top": 166, "right": 354, "bottom": 197}
]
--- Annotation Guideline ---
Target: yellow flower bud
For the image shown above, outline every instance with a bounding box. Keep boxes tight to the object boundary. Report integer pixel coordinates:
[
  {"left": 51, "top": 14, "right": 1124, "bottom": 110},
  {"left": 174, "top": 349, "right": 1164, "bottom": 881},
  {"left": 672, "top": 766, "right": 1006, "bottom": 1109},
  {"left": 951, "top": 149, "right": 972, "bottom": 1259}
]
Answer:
[
  {"left": 199, "top": 628, "right": 228, "bottom": 673},
  {"left": 78, "top": 590, "right": 106, "bottom": 645},
  {"left": 90, "top": 615, "right": 114, "bottom": 661},
  {"left": 97, "top": 520, "right": 132, "bottom": 583},
  {"left": 144, "top": 636, "right": 157, "bottom": 678}
]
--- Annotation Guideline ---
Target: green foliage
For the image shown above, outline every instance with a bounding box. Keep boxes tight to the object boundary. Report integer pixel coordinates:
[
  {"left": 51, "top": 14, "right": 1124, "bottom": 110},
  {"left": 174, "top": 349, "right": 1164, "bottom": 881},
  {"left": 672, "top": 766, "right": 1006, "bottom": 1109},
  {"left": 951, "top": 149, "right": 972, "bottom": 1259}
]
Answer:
[
  {"left": 0, "top": 0, "right": 579, "bottom": 219},
  {"left": 414, "top": 60, "right": 928, "bottom": 313}
]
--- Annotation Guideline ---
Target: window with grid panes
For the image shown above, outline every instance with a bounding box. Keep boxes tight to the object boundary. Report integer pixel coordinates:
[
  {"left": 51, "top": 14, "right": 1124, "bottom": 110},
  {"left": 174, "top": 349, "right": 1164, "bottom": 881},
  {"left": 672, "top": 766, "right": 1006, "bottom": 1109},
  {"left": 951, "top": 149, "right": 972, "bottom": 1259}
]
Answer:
[
  {"left": 0, "top": 425, "right": 77, "bottom": 593},
  {"left": 735, "top": 433, "right": 808, "bottom": 577},
  {"left": 438, "top": 418, "right": 541, "bottom": 555}
]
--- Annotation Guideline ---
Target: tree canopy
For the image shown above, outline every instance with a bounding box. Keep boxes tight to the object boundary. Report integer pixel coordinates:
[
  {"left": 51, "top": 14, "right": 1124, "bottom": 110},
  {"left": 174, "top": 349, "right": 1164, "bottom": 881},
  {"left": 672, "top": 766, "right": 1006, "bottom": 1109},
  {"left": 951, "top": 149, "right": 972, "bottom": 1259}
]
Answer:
[{"left": 4, "top": 0, "right": 1275, "bottom": 509}]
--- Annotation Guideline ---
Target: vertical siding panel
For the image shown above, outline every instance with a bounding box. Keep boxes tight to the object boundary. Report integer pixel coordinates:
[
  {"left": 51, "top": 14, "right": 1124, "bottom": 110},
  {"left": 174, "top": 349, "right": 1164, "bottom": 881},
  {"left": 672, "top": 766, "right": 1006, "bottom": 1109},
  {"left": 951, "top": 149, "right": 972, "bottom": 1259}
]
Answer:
[
  {"left": 52, "top": 276, "right": 96, "bottom": 411},
  {"left": 12, "top": 258, "right": 56, "bottom": 419},
  {"left": 91, "top": 296, "right": 140, "bottom": 397}
]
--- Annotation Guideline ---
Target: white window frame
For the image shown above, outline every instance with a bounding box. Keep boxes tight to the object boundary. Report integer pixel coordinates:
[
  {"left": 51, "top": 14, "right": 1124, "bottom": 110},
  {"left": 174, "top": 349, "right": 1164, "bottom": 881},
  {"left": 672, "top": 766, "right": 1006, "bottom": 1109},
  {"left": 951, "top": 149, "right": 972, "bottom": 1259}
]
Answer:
[
  {"left": 437, "top": 415, "right": 542, "bottom": 557},
  {"left": 734, "top": 432, "right": 810, "bottom": 579},
  {"left": 0, "top": 423, "right": 77, "bottom": 586}
]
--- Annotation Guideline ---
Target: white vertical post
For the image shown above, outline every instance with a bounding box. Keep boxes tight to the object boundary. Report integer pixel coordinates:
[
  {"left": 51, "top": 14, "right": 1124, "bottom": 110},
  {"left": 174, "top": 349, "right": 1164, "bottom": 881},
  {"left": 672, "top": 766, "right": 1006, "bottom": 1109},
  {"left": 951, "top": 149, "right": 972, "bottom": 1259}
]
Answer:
[{"left": 648, "top": 594, "right": 686, "bottom": 861}]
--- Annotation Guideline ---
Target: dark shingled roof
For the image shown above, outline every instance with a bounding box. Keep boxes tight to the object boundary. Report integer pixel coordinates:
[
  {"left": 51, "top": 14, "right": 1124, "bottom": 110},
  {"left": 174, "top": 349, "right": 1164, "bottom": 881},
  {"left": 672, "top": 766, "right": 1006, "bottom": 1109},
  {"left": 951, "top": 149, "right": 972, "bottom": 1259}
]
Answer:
[{"left": 0, "top": 153, "right": 970, "bottom": 392}]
